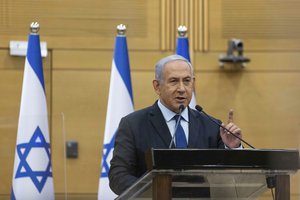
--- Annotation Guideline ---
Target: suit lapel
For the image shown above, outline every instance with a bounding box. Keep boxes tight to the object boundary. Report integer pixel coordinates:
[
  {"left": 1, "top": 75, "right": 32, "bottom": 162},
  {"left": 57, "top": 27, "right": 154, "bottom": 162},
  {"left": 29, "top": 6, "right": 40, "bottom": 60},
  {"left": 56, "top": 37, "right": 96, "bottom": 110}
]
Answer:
[
  {"left": 188, "top": 108, "right": 201, "bottom": 148},
  {"left": 149, "top": 103, "right": 172, "bottom": 147}
]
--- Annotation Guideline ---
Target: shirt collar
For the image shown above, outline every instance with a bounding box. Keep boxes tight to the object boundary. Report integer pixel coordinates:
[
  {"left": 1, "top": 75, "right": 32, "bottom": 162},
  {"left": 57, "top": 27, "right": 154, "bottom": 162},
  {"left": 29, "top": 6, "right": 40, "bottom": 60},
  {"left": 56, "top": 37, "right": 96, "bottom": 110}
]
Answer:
[{"left": 157, "top": 100, "right": 189, "bottom": 122}]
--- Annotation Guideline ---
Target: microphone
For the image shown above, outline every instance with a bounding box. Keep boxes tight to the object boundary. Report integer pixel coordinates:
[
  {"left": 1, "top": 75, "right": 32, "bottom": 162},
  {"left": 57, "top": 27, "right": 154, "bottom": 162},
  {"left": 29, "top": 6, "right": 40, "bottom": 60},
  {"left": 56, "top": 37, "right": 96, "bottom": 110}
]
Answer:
[
  {"left": 169, "top": 105, "right": 185, "bottom": 148},
  {"left": 195, "top": 105, "right": 255, "bottom": 149}
]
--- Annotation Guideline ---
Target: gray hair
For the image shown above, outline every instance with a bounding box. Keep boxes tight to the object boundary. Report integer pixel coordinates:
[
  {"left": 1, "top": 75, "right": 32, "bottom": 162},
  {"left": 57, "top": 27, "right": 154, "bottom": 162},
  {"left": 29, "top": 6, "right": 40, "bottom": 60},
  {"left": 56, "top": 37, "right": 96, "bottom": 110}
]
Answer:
[{"left": 155, "top": 55, "right": 194, "bottom": 81}]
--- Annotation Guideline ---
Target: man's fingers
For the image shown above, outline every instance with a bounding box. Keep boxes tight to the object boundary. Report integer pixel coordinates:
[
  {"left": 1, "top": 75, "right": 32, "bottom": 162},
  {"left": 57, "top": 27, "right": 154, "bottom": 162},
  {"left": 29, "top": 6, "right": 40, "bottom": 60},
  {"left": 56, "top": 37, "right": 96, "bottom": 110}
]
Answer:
[
  {"left": 228, "top": 109, "right": 234, "bottom": 123},
  {"left": 220, "top": 123, "right": 227, "bottom": 134}
]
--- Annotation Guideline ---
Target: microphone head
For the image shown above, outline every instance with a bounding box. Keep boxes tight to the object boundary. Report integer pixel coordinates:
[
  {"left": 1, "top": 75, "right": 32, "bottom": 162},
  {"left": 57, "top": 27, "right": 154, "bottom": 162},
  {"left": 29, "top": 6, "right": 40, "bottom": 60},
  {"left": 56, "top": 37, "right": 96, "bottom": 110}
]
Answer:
[
  {"left": 195, "top": 105, "right": 203, "bottom": 112},
  {"left": 179, "top": 104, "right": 185, "bottom": 112}
]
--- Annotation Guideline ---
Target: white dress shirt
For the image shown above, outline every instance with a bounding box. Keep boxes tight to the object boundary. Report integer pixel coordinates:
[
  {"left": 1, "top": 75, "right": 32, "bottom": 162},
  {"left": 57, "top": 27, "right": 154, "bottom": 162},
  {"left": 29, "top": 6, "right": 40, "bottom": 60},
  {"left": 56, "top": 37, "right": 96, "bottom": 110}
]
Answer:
[{"left": 157, "top": 100, "right": 189, "bottom": 145}]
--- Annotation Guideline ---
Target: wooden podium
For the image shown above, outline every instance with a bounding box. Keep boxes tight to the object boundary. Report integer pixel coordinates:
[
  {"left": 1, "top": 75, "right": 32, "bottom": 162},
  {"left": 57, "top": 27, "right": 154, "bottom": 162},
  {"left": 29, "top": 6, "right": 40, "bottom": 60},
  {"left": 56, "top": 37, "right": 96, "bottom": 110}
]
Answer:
[{"left": 116, "top": 149, "right": 299, "bottom": 200}]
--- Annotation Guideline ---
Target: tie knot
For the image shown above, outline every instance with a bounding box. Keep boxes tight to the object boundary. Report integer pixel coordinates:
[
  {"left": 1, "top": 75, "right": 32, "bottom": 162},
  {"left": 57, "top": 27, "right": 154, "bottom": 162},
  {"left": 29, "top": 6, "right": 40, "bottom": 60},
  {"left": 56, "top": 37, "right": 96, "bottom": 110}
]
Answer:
[
  {"left": 173, "top": 114, "right": 181, "bottom": 121},
  {"left": 173, "top": 115, "right": 179, "bottom": 121}
]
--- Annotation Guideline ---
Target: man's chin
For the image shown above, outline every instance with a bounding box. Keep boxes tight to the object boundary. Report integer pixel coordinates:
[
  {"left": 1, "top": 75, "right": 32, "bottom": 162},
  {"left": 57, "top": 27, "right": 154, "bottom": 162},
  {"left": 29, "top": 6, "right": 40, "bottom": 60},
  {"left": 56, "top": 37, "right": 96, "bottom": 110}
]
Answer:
[{"left": 174, "top": 102, "right": 187, "bottom": 109}]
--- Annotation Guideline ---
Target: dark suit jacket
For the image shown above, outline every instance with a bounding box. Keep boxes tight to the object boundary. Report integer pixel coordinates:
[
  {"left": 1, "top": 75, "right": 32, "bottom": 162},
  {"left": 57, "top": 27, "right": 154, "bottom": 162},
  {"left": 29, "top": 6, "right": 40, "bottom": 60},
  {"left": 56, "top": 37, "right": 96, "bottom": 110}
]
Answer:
[{"left": 108, "top": 102, "right": 224, "bottom": 195}]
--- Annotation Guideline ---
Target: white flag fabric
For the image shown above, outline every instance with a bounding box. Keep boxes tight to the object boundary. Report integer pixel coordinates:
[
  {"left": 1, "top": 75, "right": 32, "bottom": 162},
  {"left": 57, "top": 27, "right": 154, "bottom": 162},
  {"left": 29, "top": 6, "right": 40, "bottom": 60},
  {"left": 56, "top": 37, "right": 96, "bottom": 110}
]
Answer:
[
  {"left": 11, "top": 33, "right": 54, "bottom": 199},
  {"left": 98, "top": 35, "right": 134, "bottom": 200},
  {"left": 176, "top": 36, "right": 197, "bottom": 109}
]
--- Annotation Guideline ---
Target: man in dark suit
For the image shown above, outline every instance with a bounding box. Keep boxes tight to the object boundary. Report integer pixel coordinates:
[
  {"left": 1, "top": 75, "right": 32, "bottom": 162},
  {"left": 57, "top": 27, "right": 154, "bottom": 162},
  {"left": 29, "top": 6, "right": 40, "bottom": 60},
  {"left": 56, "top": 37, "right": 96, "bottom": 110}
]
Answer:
[{"left": 108, "top": 55, "right": 242, "bottom": 195}]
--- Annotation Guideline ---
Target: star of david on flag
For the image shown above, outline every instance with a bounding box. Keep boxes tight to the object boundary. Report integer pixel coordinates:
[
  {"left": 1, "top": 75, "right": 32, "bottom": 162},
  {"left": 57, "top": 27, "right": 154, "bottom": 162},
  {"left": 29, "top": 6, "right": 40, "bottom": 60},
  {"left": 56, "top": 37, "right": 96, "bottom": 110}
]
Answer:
[
  {"left": 11, "top": 23, "right": 54, "bottom": 200},
  {"left": 15, "top": 126, "right": 52, "bottom": 193},
  {"left": 100, "top": 133, "right": 116, "bottom": 178},
  {"left": 98, "top": 24, "right": 134, "bottom": 200}
]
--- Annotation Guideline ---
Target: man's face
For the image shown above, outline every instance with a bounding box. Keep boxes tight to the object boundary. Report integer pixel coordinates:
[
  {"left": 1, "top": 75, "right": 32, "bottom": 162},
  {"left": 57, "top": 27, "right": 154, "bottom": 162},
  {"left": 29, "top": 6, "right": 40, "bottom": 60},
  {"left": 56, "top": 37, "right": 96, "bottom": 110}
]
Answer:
[{"left": 153, "top": 60, "right": 194, "bottom": 113}]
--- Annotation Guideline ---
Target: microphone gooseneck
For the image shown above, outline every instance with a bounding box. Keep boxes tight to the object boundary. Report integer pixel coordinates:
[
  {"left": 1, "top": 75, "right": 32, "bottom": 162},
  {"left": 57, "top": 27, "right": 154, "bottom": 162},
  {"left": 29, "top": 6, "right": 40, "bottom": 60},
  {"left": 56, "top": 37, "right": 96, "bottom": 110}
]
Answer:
[
  {"left": 178, "top": 104, "right": 185, "bottom": 112},
  {"left": 169, "top": 105, "right": 185, "bottom": 149},
  {"left": 195, "top": 105, "right": 255, "bottom": 149}
]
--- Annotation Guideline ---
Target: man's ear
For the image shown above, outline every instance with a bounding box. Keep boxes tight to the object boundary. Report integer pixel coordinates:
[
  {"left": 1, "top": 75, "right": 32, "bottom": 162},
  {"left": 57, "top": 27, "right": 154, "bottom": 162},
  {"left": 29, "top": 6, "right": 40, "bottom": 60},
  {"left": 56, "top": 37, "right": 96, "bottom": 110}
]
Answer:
[{"left": 152, "top": 80, "right": 160, "bottom": 95}]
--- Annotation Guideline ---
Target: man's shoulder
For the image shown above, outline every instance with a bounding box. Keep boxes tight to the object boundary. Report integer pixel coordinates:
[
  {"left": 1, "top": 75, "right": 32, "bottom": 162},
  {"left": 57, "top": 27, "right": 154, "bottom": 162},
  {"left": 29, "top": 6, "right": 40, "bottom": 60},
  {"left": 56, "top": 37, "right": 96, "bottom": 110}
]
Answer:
[{"left": 125, "top": 103, "right": 158, "bottom": 119}]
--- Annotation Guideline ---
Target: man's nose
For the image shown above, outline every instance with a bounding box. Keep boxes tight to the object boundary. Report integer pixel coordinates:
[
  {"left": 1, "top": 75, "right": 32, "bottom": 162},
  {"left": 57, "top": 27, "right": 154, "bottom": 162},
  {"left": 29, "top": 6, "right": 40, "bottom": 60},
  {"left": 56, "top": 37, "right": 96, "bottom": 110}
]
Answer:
[{"left": 177, "top": 81, "right": 185, "bottom": 91}]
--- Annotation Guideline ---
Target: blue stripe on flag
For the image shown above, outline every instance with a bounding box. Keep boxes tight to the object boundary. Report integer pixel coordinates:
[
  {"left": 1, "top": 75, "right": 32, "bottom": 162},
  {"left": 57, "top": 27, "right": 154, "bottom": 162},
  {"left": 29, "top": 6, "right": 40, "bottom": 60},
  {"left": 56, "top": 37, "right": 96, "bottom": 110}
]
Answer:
[
  {"left": 114, "top": 36, "right": 133, "bottom": 101},
  {"left": 176, "top": 37, "right": 190, "bottom": 62},
  {"left": 27, "top": 34, "right": 45, "bottom": 90},
  {"left": 176, "top": 35, "right": 198, "bottom": 109}
]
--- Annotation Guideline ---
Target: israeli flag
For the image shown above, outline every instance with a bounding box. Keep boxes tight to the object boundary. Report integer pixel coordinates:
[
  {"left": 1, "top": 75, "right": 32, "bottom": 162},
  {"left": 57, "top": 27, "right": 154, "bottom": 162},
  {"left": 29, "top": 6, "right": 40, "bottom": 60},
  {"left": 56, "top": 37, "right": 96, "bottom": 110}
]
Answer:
[
  {"left": 98, "top": 34, "right": 134, "bottom": 199},
  {"left": 176, "top": 35, "right": 197, "bottom": 109},
  {"left": 11, "top": 33, "right": 54, "bottom": 199}
]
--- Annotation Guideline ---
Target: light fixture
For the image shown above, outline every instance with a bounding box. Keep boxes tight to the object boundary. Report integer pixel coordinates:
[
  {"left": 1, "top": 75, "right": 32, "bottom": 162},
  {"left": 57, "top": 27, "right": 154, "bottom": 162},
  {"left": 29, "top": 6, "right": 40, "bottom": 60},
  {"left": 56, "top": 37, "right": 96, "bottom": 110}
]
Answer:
[{"left": 219, "top": 38, "right": 250, "bottom": 68}]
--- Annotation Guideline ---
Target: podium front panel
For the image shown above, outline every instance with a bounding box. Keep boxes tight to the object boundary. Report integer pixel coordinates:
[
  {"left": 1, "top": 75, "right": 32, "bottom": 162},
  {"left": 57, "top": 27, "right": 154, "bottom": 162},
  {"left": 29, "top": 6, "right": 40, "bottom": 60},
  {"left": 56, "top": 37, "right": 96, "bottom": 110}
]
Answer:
[
  {"left": 116, "top": 169, "right": 282, "bottom": 200},
  {"left": 116, "top": 149, "right": 299, "bottom": 199}
]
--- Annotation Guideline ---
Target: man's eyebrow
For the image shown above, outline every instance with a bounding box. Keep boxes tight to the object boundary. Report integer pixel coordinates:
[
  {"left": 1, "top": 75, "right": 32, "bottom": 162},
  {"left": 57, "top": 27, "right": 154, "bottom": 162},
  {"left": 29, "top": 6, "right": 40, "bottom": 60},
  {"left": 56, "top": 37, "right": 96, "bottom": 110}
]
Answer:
[
  {"left": 168, "top": 76, "right": 179, "bottom": 80},
  {"left": 168, "top": 75, "right": 191, "bottom": 79}
]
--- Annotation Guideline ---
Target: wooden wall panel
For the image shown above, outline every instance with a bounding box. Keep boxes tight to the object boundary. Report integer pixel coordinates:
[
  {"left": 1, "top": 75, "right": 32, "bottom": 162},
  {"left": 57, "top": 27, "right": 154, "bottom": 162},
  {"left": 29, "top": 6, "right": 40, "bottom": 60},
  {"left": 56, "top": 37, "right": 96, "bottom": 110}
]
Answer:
[
  {"left": 131, "top": 71, "right": 158, "bottom": 110},
  {"left": 222, "top": 0, "right": 300, "bottom": 40},
  {"left": 195, "top": 72, "right": 300, "bottom": 148},
  {"left": 0, "top": 70, "right": 22, "bottom": 194},
  {"left": 195, "top": 71, "right": 300, "bottom": 199},
  {"left": 52, "top": 70, "right": 105, "bottom": 193},
  {"left": 53, "top": 50, "right": 113, "bottom": 70},
  {"left": 208, "top": 0, "right": 300, "bottom": 51},
  {"left": 53, "top": 49, "right": 174, "bottom": 71},
  {"left": 161, "top": 0, "right": 175, "bottom": 50},
  {"left": 130, "top": 51, "right": 174, "bottom": 72},
  {"left": 194, "top": 52, "right": 300, "bottom": 71},
  {"left": 0, "top": 0, "right": 160, "bottom": 50},
  {"left": 161, "top": 0, "right": 203, "bottom": 54}
]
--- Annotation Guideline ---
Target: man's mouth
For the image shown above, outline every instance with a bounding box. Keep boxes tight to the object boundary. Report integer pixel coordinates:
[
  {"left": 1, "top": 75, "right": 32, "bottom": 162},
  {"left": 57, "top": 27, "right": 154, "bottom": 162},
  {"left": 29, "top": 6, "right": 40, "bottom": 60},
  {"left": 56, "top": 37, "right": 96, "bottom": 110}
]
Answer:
[{"left": 176, "top": 97, "right": 186, "bottom": 102}]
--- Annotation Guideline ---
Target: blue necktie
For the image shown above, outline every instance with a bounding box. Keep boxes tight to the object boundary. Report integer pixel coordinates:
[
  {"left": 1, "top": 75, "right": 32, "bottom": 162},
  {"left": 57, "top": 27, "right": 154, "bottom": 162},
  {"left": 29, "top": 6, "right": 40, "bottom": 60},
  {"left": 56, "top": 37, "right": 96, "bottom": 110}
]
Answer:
[{"left": 174, "top": 115, "right": 187, "bottom": 148}]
